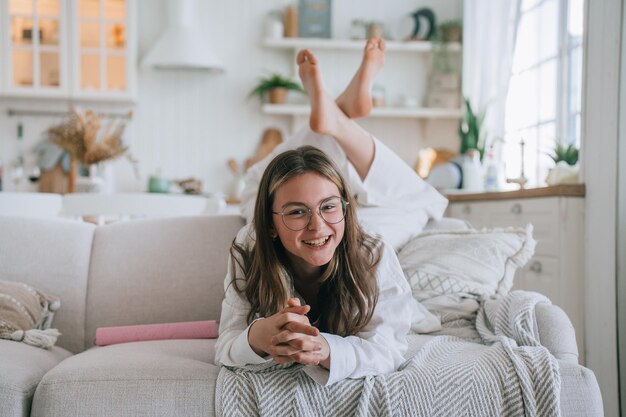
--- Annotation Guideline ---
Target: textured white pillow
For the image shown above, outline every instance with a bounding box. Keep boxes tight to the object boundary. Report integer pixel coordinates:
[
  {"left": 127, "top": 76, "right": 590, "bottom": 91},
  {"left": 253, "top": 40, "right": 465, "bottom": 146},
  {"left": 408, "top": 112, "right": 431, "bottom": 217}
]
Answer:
[{"left": 397, "top": 224, "right": 536, "bottom": 302}]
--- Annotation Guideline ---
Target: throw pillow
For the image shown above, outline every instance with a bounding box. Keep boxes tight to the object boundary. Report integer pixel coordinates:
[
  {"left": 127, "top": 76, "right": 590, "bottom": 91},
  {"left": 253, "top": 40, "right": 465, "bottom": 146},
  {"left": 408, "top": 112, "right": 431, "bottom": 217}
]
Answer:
[
  {"left": 397, "top": 224, "right": 536, "bottom": 303},
  {"left": 0, "top": 280, "right": 61, "bottom": 348},
  {"left": 95, "top": 320, "right": 219, "bottom": 346}
]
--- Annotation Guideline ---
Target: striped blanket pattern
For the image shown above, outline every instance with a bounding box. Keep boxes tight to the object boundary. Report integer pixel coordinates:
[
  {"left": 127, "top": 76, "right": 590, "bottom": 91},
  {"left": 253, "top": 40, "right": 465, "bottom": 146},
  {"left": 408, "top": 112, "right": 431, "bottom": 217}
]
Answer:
[{"left": 216, "top": 291, "right": 561, "bottom": 417}]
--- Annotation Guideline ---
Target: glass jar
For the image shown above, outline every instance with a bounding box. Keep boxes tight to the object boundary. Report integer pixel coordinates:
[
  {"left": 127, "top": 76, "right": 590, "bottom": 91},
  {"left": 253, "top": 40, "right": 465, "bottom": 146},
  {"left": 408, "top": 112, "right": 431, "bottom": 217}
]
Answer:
[{"left": 349, "top": 19, "right": 366, "bottom": 40}]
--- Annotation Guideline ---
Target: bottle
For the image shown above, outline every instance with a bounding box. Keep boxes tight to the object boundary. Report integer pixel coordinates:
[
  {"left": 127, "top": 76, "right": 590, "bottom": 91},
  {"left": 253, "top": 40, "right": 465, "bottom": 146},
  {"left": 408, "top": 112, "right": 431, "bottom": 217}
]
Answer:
[
  {"left": 483, "top": 148, "right": 499, "bottom": 191},
  {"left": 349, "top": 19, "right": 366, "bottom": 40},
  {"left": 283, "top": 5, "right": 298, "bottom": 38},
  {"left": 462, "top": 149, "right": 484, "bottom": 192},
  {"left": 265, "top": 11, "right": 284, "bottom": 39}
]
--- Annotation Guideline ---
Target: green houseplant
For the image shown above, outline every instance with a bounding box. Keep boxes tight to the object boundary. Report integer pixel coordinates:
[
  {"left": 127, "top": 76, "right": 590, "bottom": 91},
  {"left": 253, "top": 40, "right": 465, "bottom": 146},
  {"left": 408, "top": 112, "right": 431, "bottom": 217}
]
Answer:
[
  {"left": 547, "top": 141, "right": 579, "bottom": 166},
  {"left": 248, "top": 73, "right": 305, "bottom": 104},
  {"left": 458, "top": 97, "right": 486, "bottom": 160},
  {"left": 545, "top": 141, "right": 580, "bottom": 185},
  {"left": 431, "top": 20, "right": 462, "bottom": 74},
  {"left": 437, "top": 20, "right": 462, "bottom": 43}
]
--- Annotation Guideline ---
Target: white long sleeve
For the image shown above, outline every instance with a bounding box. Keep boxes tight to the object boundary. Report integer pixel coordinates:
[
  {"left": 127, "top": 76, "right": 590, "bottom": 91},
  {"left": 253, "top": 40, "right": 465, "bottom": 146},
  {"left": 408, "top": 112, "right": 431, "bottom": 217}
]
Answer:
[
  {"left": 214, "top": 225, "right": 440, "bottom": 386},
  {"left": 302, "top": 240, "right": 440, "bottom": 386},
  {"left": 241, "top": 128, "right": 448, "bottom": 250},
  {"left": 214, "top": 225, "right": 271, "bottom": 368}
]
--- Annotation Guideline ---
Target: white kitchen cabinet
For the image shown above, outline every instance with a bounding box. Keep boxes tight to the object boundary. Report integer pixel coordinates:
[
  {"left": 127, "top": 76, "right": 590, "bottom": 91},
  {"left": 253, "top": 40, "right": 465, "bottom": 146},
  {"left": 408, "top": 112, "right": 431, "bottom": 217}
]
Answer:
[
  {"left": 2, "top": 0, "right": 68, "bottom": 96},
  {"left": 262, "top": 37, "right": 462, "bottom": 120},
  {"left": 0, "top": 0, "right": 136, "bottom": 101},
  {"left": 446, "top": 192, "right": 586, "bottom": 362}
]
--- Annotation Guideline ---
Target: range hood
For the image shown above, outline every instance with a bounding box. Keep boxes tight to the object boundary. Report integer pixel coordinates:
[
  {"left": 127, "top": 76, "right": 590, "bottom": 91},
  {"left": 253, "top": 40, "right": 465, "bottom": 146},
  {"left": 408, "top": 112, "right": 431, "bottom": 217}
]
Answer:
[{"left": 141, "top": 0, "right": 225, "bottom": 72}]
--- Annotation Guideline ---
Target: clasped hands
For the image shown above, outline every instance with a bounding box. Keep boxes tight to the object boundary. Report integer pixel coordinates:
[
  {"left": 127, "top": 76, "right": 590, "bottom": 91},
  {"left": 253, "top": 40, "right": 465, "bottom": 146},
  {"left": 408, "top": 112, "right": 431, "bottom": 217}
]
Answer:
[{"left": 248, "top": 298, "right": 330, "bottom": 368}]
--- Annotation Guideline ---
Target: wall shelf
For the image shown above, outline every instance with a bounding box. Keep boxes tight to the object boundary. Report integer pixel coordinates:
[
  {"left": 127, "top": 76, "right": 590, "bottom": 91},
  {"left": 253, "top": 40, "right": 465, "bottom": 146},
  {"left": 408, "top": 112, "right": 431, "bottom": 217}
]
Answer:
[
  {"left": 263, "top": 37, "right": 462, "bottom": 53},
  {"left": 262, "top": 103, "right": 463, "bottom": 119}
]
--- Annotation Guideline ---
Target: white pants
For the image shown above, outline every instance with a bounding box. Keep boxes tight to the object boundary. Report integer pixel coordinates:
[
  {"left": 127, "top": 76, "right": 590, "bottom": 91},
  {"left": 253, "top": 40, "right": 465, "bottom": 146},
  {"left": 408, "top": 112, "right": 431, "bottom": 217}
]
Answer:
[{"left": 241, "top": 128, "right": 448, "bottom": 250}]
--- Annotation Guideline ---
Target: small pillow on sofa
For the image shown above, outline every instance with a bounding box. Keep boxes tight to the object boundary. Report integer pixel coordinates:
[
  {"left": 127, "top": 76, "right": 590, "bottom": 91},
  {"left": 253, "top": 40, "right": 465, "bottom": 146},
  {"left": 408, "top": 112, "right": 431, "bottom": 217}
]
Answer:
[
  {"left": 398, "top": 224, "right": 536, "bottom": 302},
  {"left": 0, "top": 280, "right": 61, "bottom": 348},
  {"left": 95, "top": 320, "right": 219, "bottom": 346}
]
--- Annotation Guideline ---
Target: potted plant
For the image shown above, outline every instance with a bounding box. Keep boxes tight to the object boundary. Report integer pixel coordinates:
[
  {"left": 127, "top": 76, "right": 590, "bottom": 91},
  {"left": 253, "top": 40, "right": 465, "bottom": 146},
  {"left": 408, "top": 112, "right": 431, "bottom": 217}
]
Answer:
[
  {"left": 47, "top": 109, "right": 137, "bottom": 193},
  {"left": 458, "top": 97, "right": 486, "bottom": 160},
  {"left": 248, "top": 73, "right": 305, "bottom": 104},
  {"left": 547, "top": 141, "right": 579, "bottom": 166},
  {"left": 431, "top": 20, "right": 462, "bottom": 74},
  {"left": 437, "top": 20, "right": 462, "bottom": 43},
  {"left": 545, "top": 141, "right": 580, "bottom": 185}
]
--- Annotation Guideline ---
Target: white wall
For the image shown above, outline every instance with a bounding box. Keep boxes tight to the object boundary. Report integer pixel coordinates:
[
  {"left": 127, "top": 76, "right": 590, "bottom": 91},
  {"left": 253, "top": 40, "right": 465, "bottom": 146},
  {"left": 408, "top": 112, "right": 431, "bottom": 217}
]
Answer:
[
  {"left": 0, "top": 0, "right": 462, "bottom": 195},
  {"left": 619, "top": 0, "right": 626, "bottom": 409},
  {"left": 582, "top": 0, "right": 621, "bottom": 415}
]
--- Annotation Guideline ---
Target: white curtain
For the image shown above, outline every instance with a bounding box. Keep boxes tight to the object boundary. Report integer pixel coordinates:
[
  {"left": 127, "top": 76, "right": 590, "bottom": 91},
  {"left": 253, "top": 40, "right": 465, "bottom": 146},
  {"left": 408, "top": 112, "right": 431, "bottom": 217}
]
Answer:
[{"left": 462, "top": 0, "right": 521, "bottom": 147}]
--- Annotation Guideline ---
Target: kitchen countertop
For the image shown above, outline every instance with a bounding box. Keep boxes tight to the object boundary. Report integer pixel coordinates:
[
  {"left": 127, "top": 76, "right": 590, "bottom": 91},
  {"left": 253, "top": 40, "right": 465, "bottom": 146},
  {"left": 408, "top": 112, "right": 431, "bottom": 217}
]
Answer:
[{"left": 444, "top": 184, "right": 586, "bottom": 202}]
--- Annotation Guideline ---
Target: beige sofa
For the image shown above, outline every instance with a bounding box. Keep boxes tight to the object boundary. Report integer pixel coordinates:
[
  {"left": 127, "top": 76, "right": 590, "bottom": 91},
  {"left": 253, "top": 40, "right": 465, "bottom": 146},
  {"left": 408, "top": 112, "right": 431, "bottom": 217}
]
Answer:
[{"left": 0, "top": 215, "right": 603, "bottom": 417}]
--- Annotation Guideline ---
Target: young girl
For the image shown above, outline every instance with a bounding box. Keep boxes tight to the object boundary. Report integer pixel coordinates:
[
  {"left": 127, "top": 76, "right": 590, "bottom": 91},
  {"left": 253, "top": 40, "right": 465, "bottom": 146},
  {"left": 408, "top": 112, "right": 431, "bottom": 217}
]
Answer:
[{"left": 215, "top": 39, "right": 446, "bottom": 386}]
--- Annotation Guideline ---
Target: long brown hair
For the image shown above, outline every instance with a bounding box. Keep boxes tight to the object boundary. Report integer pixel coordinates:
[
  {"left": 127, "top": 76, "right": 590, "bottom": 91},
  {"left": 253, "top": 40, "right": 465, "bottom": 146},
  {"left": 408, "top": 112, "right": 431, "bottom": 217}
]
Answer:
[{"left": 230, "top": 146, "right": 381, "bottom": 336}]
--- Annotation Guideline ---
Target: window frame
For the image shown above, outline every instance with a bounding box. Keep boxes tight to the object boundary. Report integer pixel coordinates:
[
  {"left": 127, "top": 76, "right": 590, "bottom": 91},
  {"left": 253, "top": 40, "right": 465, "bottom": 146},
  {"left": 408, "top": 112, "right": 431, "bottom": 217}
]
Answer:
[{"left": 503, "top": 0, "right": 583, "bottom": 187}]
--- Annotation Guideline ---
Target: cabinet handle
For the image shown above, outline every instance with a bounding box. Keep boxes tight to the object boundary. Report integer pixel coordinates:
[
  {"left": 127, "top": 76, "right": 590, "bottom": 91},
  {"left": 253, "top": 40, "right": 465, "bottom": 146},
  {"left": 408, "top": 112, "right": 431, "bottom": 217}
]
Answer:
[
  {"left": 510, "top": 203, "right": 522, "bottom": 214},
  {"left": 462, "top": 205, "right": 471, "bottom": 214},
  {"left": 529, "top": 261, "right": 542, "bottom": 273}
]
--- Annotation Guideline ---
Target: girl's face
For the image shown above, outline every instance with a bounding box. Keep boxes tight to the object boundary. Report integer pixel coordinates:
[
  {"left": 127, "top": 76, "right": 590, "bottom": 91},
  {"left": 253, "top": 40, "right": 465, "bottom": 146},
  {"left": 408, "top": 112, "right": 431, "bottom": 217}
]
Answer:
[{"left": 271, "top": 172, "right": 346, "bottom": 277}]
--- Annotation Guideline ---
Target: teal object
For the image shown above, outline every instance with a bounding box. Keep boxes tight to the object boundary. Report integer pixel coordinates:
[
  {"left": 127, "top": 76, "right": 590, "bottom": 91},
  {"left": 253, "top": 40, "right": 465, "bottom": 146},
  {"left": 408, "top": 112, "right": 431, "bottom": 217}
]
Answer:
[
  {"left": 299, "top": 0, "right": 331, "bottom": 38},
  {"left": 148, "top": 176, "right": 171, "bottom": 193}
]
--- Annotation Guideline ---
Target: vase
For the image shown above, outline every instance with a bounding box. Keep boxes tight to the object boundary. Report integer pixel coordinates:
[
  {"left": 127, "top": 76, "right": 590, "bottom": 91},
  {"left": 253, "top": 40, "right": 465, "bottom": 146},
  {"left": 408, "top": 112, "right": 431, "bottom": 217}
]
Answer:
[
  {"left": 226, "top": 175, "right": 245, "bottom": 204},
  {"left": 268, "top": 88, "right": 288, "bottom": 104},
  {"left": 67, "top": 159, "right": 77, "bottom": 193},
  {"left": 461, "top": 150, "right": 484, "bottom": 192},
  {"left": 74, "top": 165, "right": 105, "bottom": 193}
]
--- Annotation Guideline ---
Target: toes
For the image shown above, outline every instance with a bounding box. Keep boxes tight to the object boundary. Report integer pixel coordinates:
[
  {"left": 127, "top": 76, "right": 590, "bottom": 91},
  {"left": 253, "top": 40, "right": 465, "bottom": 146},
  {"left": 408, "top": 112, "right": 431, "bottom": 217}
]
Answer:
[
  {"left": 365, "top": 38, "right": 386, "bottom": 52},
  {"left": 296, "top": 49, "right": 307, "bottom": 65},
  {"left": 297, "top": 49, "right": 318, "bottom": 65},
  {"left": 305, "top": 50, "right": 318, "bottom": 64}
]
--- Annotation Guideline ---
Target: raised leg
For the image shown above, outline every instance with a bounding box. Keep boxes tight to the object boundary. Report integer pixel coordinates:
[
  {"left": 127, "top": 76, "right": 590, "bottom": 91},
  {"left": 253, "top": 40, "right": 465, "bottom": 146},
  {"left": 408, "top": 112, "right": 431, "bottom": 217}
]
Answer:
[
  {"left": 297, "top": 49, "right": 375, "bottom": 181},
  {"left": 335, "top": 38, "right": 386, "bottom": 119}
]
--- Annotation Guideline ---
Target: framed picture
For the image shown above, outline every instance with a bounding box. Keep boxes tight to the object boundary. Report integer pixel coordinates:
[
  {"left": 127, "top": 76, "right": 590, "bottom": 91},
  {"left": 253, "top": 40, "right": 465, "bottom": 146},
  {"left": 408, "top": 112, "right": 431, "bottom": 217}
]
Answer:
[{"left": 299, "top": 0, "right": 332, "bottom": 38}]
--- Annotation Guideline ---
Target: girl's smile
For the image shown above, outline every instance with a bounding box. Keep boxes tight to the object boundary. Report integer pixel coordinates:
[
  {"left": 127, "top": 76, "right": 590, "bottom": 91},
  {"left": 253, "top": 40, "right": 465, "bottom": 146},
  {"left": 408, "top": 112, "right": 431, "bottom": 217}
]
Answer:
[{"left": 272, "top": 172, "right": 345, "bottom": 275}]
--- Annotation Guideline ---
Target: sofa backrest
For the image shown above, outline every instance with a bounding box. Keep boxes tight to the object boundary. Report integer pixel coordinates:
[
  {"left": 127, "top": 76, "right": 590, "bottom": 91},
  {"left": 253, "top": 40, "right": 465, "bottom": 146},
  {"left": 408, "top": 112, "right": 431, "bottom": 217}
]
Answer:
[
  {"left": 0, "top": 215, "right": 95, "bottom": 353},
  {"left": 83, "top": 215, "right": 245, "bottom": 350}
]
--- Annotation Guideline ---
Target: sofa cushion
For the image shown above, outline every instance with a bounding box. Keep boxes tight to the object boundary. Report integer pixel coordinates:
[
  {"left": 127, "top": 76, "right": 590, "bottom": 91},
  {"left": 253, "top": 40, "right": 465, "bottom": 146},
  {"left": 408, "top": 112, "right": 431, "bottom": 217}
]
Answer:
[
  {"left": 0, "top": 216, "right": 95, "bottom": 353},
  {"left": 84, "top": 215, "right": 244, "bottom": 350},
  {"left": 31, "top": 339, "right": 219, "bottom": 417},
  {"left": 398, "top": 225, "right": 536, "bottom": 300},
  {"left": 0, "top": 280, "right": 61, "bottom": 348},
  {"left": 0, "top": 339, "right": 72, "bottom": 417}
]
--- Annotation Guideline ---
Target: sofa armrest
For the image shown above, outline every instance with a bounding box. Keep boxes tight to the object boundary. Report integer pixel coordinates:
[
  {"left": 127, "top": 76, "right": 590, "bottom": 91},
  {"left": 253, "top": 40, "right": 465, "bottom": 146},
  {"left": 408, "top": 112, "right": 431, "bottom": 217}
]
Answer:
[{"left": 535, "top": 302, "right": 579, "bottom": 363}]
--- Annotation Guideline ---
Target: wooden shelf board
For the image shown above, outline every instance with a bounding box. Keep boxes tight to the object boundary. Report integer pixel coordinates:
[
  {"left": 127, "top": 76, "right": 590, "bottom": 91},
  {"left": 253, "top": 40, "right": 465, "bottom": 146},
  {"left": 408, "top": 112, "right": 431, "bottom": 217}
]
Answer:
[{"left": 445, "top": 184, "right": 586, "bottom": 202}]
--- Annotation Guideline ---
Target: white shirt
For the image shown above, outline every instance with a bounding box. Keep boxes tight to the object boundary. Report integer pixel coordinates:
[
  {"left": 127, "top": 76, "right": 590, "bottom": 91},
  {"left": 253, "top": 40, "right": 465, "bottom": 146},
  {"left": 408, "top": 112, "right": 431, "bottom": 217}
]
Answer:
[
  {"left": 214, "top": 224, "right": 440, "bottom": 386},
  {"left": 215, "top": 128, "right": 445, "bottom": 385}
]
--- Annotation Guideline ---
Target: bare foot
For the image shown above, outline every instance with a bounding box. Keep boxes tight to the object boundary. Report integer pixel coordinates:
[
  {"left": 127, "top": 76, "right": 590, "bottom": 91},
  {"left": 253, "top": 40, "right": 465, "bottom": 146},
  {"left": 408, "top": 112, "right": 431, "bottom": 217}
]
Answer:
[
  {"left": 297, "top": 49, "right": 347, "bottom": 136},
  {"left": 336, "top": 38, "right": 386, "bottom": 119}
]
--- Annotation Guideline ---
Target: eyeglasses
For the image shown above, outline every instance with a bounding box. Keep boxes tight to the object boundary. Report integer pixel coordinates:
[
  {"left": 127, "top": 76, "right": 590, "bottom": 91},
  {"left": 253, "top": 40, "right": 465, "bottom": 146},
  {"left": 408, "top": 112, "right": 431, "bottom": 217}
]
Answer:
[{"left": 272, "top": 196, "right": 349, "bottom": 231}]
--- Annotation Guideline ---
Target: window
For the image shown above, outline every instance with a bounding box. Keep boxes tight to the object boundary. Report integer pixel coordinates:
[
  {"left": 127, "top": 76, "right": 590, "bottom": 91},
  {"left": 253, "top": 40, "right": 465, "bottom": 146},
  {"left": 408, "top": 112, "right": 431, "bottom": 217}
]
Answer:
[{"left": 503, "top": 0, "right": 584, "bottom": 187}]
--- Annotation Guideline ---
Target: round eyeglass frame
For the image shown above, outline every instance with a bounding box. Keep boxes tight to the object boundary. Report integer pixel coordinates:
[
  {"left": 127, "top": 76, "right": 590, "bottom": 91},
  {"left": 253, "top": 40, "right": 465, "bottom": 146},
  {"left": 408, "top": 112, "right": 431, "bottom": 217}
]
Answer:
[{"left": 272, "top": 196, "right": 349, "bottom": 231}]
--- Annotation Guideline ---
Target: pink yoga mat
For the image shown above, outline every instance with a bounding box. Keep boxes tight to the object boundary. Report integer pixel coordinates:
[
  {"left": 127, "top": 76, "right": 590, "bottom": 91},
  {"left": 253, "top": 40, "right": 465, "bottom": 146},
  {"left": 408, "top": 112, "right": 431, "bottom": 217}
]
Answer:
[{"left": 95, "top": 320, "right": 218, "bottom": 346}]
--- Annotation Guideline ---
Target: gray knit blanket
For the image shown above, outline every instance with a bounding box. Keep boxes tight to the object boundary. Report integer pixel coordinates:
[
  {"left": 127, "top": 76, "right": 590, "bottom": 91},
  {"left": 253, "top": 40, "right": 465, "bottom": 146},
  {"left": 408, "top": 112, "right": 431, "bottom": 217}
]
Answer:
[{"left": 215, "top": 291, "right": 561, "bottom": 417}]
